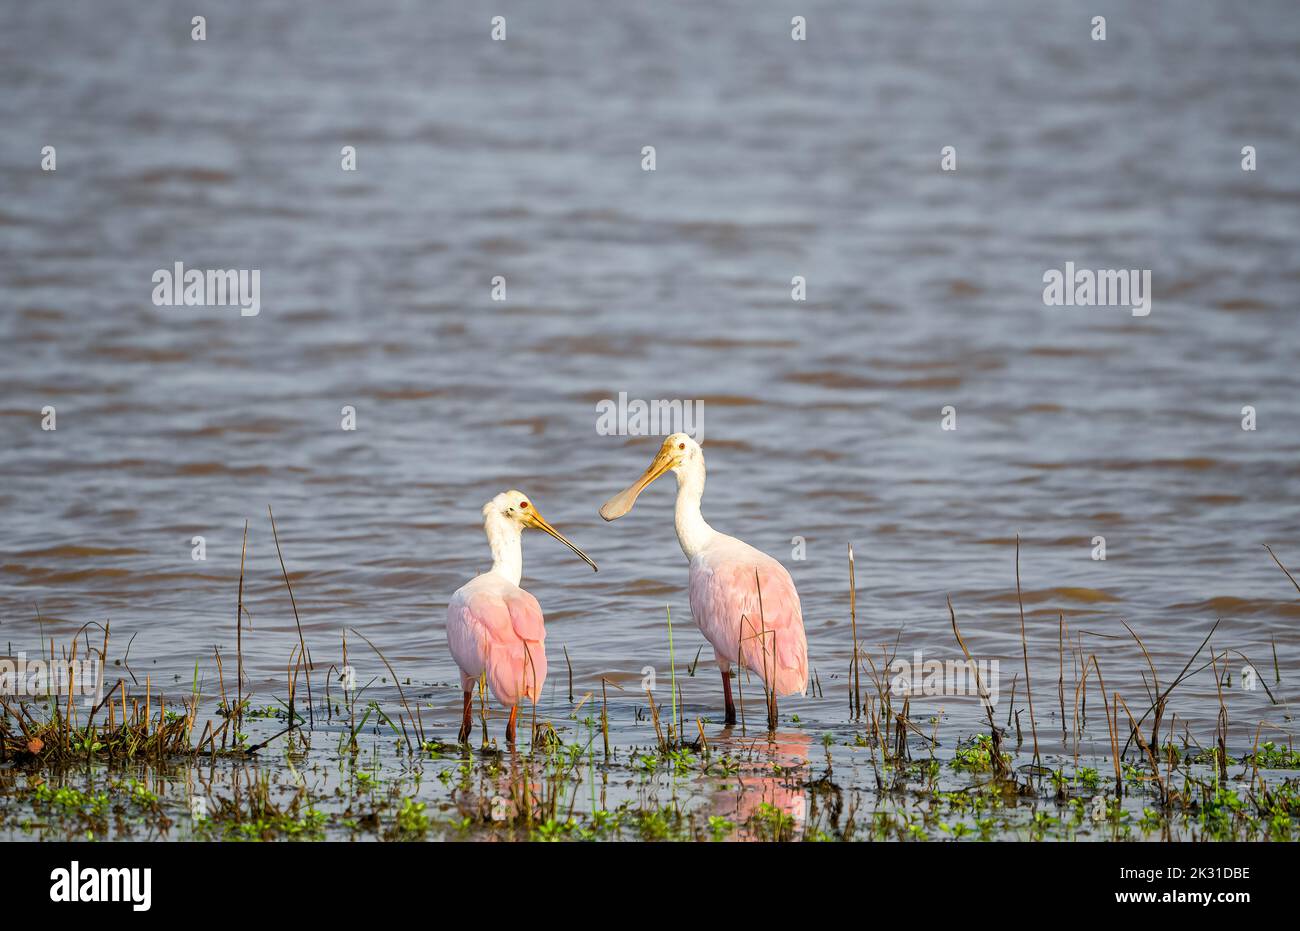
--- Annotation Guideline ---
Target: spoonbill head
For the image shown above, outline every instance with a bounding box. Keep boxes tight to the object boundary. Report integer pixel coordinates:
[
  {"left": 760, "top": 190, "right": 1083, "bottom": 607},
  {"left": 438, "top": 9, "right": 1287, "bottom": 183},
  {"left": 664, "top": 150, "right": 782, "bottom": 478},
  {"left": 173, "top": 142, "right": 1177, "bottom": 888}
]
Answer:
[
  {"left": 601, "top": 434, "right": 808, "bottom": 726},
  {"left": 598, "top": 433, "right": 701, "bottom": 521},
  {"left": 447, "top": 490, "right": 596, "bottom": 744}
]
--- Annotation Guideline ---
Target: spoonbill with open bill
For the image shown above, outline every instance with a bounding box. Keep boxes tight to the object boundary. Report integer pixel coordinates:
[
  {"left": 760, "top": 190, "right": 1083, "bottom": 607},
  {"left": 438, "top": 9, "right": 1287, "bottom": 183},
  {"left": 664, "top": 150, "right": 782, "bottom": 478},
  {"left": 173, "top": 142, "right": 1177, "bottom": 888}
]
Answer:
[{"left": 600, "top": 434, "right": 807, "bottom": 725}]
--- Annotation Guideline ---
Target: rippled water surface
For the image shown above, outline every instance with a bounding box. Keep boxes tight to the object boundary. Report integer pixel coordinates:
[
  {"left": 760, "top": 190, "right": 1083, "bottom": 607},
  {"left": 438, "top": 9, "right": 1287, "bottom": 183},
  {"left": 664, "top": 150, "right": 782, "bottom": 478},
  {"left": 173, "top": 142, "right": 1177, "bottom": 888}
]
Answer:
[{"left": 2, "top": 0, "right": 1299, "bottom": 757}]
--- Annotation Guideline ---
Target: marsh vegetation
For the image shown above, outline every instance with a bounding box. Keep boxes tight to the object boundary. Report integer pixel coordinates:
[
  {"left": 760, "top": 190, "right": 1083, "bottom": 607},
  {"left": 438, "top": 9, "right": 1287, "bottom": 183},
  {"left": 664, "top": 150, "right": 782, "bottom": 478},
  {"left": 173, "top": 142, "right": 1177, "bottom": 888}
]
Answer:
[{"left": 2, "top": 541, "right": 1296, "bottom": 843}]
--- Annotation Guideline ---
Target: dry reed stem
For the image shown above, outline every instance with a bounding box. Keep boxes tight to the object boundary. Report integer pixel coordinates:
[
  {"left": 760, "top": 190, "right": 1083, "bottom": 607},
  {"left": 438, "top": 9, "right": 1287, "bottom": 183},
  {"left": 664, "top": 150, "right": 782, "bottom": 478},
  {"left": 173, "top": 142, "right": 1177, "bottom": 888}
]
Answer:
[
  {"left": 645, "top": 688, "right": 665, "bottom": 750},
  {"left": 1118, "top": 691, "right": 1165, "bottom": 803},
  {"left": 1014, "top": 536, "right": 1039, "bottom": 764},
  {"left": 268, "top": 505, "right": 315, "bottom": 727},
  {"left": 235, "top": 520, "right": 249, "bottom": 738},
  {"left": 1084, "top": 655, "right": 1123, "bottom": 797},
  {"left": 1210, "top": 650, "right": 1230, "bottom": 783},
  {"left": 848, "top": 543, "right": 860, "bottom": 720},
  {"left": 946, "top": 595, "right": 1008, "bottom": 779},
  {"left": 1264, "top": 543, "right": 1300, "bottom": 594},
  {"left": 1122, "top": 618, "right": 1221, "bottom": 758},
  {"left": 599, "top": 676, "right": 618, "bottom": 758}
]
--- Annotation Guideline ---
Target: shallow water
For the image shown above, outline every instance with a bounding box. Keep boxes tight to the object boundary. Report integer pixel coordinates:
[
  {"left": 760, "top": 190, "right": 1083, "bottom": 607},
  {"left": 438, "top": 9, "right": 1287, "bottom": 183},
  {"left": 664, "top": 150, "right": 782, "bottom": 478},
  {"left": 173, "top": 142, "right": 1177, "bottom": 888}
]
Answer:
[
  {"left": 3, "top": 706, "right": 1297, "bottom": 843},
  {"left": 1, "top": 0, "right": 1299, "bottom": 774}
]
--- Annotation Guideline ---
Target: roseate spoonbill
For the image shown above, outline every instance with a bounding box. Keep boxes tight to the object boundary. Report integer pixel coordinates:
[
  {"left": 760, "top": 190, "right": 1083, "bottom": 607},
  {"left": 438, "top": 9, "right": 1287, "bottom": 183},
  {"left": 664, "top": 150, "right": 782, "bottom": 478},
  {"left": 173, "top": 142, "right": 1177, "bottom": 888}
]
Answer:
[
  {"left": 447, "top": 491, "right": 597, "bottom": 744},
  {"left": 600, "top": 434, "right": 807, "bottom": 725}
]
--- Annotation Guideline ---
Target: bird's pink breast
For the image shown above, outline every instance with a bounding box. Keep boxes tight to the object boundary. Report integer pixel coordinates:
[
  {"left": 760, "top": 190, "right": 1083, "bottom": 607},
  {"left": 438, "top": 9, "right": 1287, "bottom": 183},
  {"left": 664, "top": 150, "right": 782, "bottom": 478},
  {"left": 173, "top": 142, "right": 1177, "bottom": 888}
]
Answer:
[{"left": 447, "top": 584, "right": 548, "bottom": 707}]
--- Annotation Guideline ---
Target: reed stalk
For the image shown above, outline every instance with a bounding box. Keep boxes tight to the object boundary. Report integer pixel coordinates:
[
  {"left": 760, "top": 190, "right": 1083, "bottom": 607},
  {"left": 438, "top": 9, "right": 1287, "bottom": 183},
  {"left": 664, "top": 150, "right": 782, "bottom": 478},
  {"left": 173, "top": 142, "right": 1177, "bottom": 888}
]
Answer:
[
  {"left": 268, "top": 505, "right": 315, "bottom": 726},
  {"left": 1014, "top": 536, "right": 1039, "bottom": 765},
  {"left": 848, "top": 543, "right": 860, "bottom": 720}
]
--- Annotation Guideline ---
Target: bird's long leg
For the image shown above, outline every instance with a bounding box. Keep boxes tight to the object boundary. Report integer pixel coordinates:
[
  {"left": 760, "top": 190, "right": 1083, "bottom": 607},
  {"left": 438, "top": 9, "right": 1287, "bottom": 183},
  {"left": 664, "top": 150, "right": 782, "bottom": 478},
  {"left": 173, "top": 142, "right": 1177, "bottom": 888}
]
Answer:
[
  {"left": 506, "top": 704, "right": 519, "bottom": 744},
  {"left": 457, "top": 690, "right": 473, "bottom": 744},
  {"left": 721, "top": 670, "right": 737, "bottom": 726}
]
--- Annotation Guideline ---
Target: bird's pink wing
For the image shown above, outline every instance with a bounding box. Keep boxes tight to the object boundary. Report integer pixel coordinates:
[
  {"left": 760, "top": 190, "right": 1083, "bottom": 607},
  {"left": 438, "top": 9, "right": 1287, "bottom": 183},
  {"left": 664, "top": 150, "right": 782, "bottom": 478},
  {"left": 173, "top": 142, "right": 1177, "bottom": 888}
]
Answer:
[
  {"left": 447, "top": 594, "right": 491, "bottom": 690},
  {"left": 450, "top": 589, "right": 547, "bottom": 706},
  {"left": 505, "top": 588, "right": 546, "bottom": 642},
  {"left": 690, "top": 555, "right": 808, "bottom": 697}
]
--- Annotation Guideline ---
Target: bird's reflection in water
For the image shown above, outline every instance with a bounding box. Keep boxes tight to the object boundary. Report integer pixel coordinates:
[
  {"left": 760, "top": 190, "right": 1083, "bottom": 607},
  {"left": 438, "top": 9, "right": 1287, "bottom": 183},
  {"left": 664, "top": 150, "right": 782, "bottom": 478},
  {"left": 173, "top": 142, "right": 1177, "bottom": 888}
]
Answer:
[{"left": 706, "top": 730, "right": 811, "bottom": 839}]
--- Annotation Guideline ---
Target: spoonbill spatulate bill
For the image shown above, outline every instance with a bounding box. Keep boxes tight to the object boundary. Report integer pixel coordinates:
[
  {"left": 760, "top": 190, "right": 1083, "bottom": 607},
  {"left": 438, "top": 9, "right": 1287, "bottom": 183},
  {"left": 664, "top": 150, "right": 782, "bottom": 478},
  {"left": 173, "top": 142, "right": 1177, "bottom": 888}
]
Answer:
[
  {"left": 447, "top": 491, "right": 597, "bottom": 744},
  {"left": 600, "top": 434, "right": 808, "bottom": 725}
]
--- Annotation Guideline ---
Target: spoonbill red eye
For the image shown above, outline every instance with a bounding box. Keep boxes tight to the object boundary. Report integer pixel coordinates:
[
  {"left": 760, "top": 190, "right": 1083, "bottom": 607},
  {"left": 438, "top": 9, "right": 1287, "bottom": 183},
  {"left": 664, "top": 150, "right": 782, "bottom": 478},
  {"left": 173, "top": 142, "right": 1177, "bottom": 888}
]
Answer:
[
  {"left": 519, "top": 501, "right": 529, "bottom": 509},
  {"left": 678, "top": 443, "right": 685, "bottom": 450}
]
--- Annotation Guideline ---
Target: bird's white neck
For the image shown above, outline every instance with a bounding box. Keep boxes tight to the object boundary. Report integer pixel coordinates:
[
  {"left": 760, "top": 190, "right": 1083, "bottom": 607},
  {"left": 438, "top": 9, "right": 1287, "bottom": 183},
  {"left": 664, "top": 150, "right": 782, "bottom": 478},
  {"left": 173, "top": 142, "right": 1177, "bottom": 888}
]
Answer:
[
  {"left": 484, "top": 511, "right": 523, "bottom": 585},
  {"left": 673, "top": 458, "right": 715, "bottom": 560}
]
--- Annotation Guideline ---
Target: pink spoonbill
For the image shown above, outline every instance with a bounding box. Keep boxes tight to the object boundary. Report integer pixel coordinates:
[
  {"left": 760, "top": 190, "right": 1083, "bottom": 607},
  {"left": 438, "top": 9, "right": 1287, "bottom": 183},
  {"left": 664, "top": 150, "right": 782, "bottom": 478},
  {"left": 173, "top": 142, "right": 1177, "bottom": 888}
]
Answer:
[
  {"left": 447, "top": 491, "right": 597, "bottom": 744},
  {"left": 600, "top": 434, "right": 807, "bottom": 725}
]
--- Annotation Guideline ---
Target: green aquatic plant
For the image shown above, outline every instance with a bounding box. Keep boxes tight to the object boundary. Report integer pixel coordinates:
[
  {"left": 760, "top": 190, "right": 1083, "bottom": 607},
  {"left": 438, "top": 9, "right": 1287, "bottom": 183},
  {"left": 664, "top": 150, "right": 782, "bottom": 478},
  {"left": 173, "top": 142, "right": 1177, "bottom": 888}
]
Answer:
[
  {"left": 395, "top": 799, "right": 429, "bottom": 837},
  {"left": 32, "top": 784, "right": 109, "bottom": 818},
  {"left": 707, "top": 815, "right": 734, "bottom": 840},
  {"left": 951, "top": 734, "right": 1011, "bottom": 773},
  {"left": 749, "top": 802, "right": 796, "bottom": 842},
  {"left": 1244, "top": 741, "right": 1300, "bottom": 769},
  {"left": 938, "top": 820, "right": 973, "bottom": 839},
  {"left": 1186, "top": 746, "right": 1237, "bottom": 768}
]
